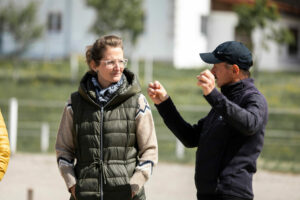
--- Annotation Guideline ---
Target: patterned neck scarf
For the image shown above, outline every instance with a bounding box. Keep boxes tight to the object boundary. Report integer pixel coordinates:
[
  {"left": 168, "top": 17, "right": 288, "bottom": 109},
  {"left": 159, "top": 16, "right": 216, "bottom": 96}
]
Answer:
[{"left": 91, "top": 76, "right": 124, "bottom": 106}]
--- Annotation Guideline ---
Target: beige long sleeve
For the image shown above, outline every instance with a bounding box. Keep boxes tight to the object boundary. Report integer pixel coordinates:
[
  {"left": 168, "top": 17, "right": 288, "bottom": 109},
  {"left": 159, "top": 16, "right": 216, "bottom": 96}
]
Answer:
[
  {"left": 130, "top": 94, "right": 158, "bottom": 194},
  {"left": 55, "top": 99, "right": 76, "bottom": 190}
]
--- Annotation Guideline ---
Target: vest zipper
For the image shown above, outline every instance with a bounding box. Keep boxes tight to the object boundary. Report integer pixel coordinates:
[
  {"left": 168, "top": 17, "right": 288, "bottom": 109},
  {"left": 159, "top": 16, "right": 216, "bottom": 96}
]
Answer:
[{"left": 100, "top": 106, "right": 104, "bottom": 200}]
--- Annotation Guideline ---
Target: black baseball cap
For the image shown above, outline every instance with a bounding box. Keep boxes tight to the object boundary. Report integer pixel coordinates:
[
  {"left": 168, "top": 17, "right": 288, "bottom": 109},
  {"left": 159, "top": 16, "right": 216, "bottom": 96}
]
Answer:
[{"left": 199, "top": 41, "right": 253, "bottom": 70}]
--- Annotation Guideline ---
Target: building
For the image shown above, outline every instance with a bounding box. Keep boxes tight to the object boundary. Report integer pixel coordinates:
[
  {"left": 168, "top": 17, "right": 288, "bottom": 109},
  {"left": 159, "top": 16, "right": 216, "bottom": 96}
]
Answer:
[
  {"left": 207, "top": 0, "right": 300, "bottom": 71},
  {"left": 1, "top": 0, "right": 299, "bottom": 71}
]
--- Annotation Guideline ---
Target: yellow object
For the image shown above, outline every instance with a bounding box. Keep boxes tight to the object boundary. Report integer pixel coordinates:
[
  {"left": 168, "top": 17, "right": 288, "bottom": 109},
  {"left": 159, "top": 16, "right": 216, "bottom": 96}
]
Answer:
[{"left": 0, "top": 110, "right": 10, "bottom": 181}]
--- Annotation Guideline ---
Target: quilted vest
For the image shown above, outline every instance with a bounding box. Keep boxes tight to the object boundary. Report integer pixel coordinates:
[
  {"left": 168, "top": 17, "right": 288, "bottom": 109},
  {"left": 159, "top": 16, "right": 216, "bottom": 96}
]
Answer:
[{"left": 71, "top": 69, "right": 146, "bottom": 200}]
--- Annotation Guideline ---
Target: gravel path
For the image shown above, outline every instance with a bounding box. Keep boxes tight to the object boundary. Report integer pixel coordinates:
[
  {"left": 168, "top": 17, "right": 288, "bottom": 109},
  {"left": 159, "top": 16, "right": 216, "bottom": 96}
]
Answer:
[{"left": 0, "top": 154, "right": 299, "bottom": 200}]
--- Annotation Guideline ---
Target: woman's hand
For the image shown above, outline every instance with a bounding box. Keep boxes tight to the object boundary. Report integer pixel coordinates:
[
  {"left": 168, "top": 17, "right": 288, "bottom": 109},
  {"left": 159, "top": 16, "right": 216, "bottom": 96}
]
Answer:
[
  {"left": 69, "top": 185, "right": 76, "bottom": 200},
  {"left": 147, "top": 81, "right": 169, "bottom": 105},
  {"left": 131, "top": 191, "right": 136, "bottom": 198}
]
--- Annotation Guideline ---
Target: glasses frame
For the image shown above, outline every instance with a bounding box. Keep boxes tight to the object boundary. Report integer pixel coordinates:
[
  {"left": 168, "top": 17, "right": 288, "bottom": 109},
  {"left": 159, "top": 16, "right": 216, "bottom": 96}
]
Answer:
[{"left": 100, "top": 58, "right": 128, "bottom": 68}]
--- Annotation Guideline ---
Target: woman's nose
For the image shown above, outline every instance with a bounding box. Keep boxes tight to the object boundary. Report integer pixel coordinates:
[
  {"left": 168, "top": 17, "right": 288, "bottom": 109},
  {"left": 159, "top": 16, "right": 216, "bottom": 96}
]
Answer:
[{"left": 113, "top": 61, "right": 122, "bottom": 70}]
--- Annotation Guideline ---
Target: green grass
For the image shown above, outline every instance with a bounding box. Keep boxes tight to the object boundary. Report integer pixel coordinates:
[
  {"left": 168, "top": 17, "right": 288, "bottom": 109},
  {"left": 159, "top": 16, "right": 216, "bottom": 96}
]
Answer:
[{"left": 0, "top": 59, "right": 300, "bottom": 173}]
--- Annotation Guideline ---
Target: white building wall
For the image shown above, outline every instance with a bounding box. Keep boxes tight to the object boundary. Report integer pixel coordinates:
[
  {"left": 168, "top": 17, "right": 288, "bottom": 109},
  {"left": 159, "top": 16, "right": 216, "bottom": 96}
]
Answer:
[
  {"left": 1, "top": 0, "right": 299, "bottom": 71},
  {"left": 1, "top": 0, "right": 174, "bottom": 61},
  {"left": 24, "top": 0, "right": 96, "bottom": 59},
  {"left": 29, "top": 0, "right": 174, "bottom": 61},
  {"left": 173, "top": 0, "right": 210, "bottom": 68},
  {"left": 206, "top": 11, "right": 237, "bottom": 53},
  {"left": 132, "top": 0, "right": 174, "bottom": 61},
  {"left": 26, "top": 0, "right": 67, "bottom": 59},
  {"left": 253, "top": 16, "right": 300, "bottom": 71},
  {"left": 252, "top": 28, "right": 280, "bottom": 71},
  {"left": 67, "top": 0, "right": 96, "bottom": 55},
  {"left": 277, "top": 16, "right": 300, "bottom": 71}
]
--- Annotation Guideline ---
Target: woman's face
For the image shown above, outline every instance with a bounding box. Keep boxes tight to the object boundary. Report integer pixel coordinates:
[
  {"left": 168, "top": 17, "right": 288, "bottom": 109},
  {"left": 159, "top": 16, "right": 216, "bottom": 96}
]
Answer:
[{"left": 91, "top": 47, "right": 125, "bottom": 88}]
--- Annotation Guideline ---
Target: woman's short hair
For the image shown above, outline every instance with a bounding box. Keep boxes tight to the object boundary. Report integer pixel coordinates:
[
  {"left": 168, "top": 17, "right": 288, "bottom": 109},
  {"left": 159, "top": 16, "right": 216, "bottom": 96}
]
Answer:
[{"left": 86, "top": 35, "right": 123, "bottom": 67}]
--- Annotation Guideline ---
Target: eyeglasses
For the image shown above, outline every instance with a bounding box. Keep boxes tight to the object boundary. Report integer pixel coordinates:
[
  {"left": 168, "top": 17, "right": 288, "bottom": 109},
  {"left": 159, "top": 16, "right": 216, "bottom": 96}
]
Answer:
[{"left": 100, "top": 59, "right": 128, "bottom": 68}]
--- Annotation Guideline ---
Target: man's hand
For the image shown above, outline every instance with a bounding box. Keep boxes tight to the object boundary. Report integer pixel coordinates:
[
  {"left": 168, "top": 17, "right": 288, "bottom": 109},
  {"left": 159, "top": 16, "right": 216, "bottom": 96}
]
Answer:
[
  {"left": 147, "top": 81, "right": 169, "bottom": 105},
  {"left": 69, "top": 185, "right": 76, "bottom": 200},
  {"left": 196, "top": 69, "right": 215, "bottom": 96}
]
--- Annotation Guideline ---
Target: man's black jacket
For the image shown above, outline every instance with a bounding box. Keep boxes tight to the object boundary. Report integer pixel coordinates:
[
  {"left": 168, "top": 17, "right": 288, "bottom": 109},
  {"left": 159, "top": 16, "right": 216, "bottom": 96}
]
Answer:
[{"left": 156, "top": 78, "right": 268, "bottom": 200}]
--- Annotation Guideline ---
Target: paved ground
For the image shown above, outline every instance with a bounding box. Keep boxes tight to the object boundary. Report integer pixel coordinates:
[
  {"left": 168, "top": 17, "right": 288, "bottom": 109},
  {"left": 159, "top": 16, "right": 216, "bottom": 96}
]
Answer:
[{"left": 0, "top": 154, "right": 300, "bottom": 200}]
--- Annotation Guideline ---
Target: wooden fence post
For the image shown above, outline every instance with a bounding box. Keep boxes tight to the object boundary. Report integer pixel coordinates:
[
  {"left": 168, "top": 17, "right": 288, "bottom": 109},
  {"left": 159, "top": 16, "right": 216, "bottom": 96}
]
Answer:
[
  {"left": 9, "top": 98, "right": 18, "bottom": 154},
  {"left": 41, "top": 122, "right": 50, "bottom": 153},
  {"left": 27, "top": 188, "right": 33, "bottom": 200}
]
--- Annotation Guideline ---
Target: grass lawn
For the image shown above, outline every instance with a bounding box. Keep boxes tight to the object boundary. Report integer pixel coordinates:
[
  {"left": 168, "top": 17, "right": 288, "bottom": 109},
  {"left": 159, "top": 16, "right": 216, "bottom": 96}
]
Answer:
[{"left": 0, "top": 59, "right": 300, "bottom": 172}]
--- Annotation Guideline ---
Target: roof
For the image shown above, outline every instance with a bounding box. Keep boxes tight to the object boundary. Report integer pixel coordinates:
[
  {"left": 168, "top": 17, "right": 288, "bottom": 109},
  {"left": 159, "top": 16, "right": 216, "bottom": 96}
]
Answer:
[
  {"left": 273, "top": 0, "right": 300, "bottom": 16},
  {"left": 211, "top": 0, "right": 300, "bottom": 17}
]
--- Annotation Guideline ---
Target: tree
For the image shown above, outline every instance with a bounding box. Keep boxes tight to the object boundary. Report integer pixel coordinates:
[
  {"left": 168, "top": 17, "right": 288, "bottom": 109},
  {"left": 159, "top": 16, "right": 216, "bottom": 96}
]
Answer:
[
  {"left": 0, "top": 0, "right": 43, "bottom": 57},
  {"left": 85, "top": 0, "right": 144, "bottom": 45},
  {"left": 234, "top": 0, "right": 294, "bottom": 51},
  {"left": 234, "top": 0, "right": 294, "bottom": 77}
]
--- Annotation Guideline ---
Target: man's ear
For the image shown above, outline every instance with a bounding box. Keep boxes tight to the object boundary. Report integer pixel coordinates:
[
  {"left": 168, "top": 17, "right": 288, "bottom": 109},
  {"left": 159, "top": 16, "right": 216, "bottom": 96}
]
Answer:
[{"left": 232, "top": 64, "right": 240, "bottom": 74}]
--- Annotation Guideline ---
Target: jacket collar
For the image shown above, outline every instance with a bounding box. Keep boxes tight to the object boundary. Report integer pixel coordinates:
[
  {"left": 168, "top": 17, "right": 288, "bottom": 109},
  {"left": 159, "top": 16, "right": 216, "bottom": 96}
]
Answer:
[
  {"left": 78, "top": 68, "right": 141, "bottom": 108},
  {"left": 221, "top": 78, "right": 254, "bottom": 97}
]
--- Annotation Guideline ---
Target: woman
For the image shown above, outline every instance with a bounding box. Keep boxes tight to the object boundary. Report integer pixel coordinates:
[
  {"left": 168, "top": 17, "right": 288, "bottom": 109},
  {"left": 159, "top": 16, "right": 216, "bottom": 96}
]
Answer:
[
  {"left": 0, "top": 110, "right": 10, "bottom": 181},
  {"left": 55, "top": 35, "right": 158, "bottom": 200}
]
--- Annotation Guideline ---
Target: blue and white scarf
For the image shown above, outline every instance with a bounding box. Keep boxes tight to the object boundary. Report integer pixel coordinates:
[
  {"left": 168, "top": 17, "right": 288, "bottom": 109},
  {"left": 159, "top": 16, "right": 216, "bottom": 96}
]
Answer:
[{"left": 91, "top": 76, "right": 124, "bottom": 106}]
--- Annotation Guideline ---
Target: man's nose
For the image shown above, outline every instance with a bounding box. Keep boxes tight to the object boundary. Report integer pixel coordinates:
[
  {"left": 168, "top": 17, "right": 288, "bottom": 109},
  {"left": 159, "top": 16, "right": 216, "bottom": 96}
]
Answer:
[{"left": 210, "top": 66, "right": 215, "bottom": 74}]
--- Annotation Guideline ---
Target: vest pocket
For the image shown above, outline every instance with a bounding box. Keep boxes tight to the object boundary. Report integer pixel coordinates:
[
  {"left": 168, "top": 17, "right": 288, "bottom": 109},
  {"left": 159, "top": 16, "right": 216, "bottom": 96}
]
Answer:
[
  {"left": 74, "top": 164, "right": 100, "bottom": 200},
  {"left": 105, "top": 162, "right": 130, "bottom": 186},
  {"left": 103, "top": 162, "right": 132, "bottom": 199}
]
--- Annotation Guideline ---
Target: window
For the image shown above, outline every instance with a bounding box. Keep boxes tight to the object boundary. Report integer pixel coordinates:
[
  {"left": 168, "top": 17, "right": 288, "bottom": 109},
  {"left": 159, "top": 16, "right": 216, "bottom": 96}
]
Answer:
[
  {"left": 288, "top": 28, "right": 298, "bottom": 56},
  {"left": 201, "top": 15, "right": 208, "bottom": 36},
  {"left": 47, "top": 12, "right": 62, "bottom": 32}
]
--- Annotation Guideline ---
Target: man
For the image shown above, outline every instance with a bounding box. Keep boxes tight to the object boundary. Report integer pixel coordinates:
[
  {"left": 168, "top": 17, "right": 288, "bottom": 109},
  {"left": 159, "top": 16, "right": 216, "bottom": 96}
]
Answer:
[{"left": 147, "top": 41, "right": 268, "bottom": 200}]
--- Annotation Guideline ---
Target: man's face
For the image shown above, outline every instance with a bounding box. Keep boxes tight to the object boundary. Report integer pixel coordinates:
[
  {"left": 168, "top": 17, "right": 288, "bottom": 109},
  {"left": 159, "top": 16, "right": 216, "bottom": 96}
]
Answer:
[{"left": 210, "top": 62, "right": 235, "bottom": 88}]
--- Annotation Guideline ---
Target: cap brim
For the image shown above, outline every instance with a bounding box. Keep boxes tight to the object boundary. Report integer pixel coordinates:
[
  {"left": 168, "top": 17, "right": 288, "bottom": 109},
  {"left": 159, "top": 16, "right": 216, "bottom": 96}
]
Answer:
[{"left": 199, "top": 53, "right": 223, "bottom": 64}]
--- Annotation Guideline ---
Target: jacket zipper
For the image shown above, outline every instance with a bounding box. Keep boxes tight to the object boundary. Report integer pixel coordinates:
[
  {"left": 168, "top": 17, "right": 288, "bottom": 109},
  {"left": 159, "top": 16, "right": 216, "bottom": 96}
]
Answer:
[
  {"left": 100, "top": 106, "right": 104, "bottom": 200},
  {"left": 98, "top": 94, "right": 120, "bottom": 200}
]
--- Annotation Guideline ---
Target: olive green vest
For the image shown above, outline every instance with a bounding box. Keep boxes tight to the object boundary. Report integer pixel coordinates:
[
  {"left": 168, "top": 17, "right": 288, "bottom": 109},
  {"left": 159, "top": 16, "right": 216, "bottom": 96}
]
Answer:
[{"left": 71, "top": 70, "right": 146, "bottom": 200}]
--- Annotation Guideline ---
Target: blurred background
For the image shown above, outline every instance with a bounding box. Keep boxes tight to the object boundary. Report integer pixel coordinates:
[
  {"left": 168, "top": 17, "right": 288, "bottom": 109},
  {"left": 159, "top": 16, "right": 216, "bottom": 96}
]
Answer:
[{"left": 0, "top": 0, "right": 300, "bottom": 199}]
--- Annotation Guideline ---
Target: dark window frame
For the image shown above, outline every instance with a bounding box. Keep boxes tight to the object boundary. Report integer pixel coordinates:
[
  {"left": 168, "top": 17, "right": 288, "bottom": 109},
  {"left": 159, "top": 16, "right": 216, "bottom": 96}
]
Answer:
[
  {"left": 47, "top": 12, "right": 62, "bottom": 32},
  {"left": 288, "top": 27, "right": 299, "bottom": 56},
  {"left": 201, "top": 15, "right": 208, "bottom": 36}
]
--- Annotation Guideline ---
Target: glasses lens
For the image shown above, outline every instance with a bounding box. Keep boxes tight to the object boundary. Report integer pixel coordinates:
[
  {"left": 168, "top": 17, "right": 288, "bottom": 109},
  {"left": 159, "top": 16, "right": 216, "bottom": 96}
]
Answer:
[
  {"left": 122, "top": 59, "right": 128, "bottom": 66},
  {"left": 101, "top": 59, "right": 128, "bottom": 68}
]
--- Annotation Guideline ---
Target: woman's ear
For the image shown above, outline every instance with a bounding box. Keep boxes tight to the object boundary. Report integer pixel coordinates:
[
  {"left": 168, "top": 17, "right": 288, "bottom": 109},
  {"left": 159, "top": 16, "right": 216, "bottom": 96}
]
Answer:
[
  {"left": 232, "top": 64, "right": 240, "bottom": 74},
  {"left": 90, "top": 60, "right": 98, "bottom": 72}
]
